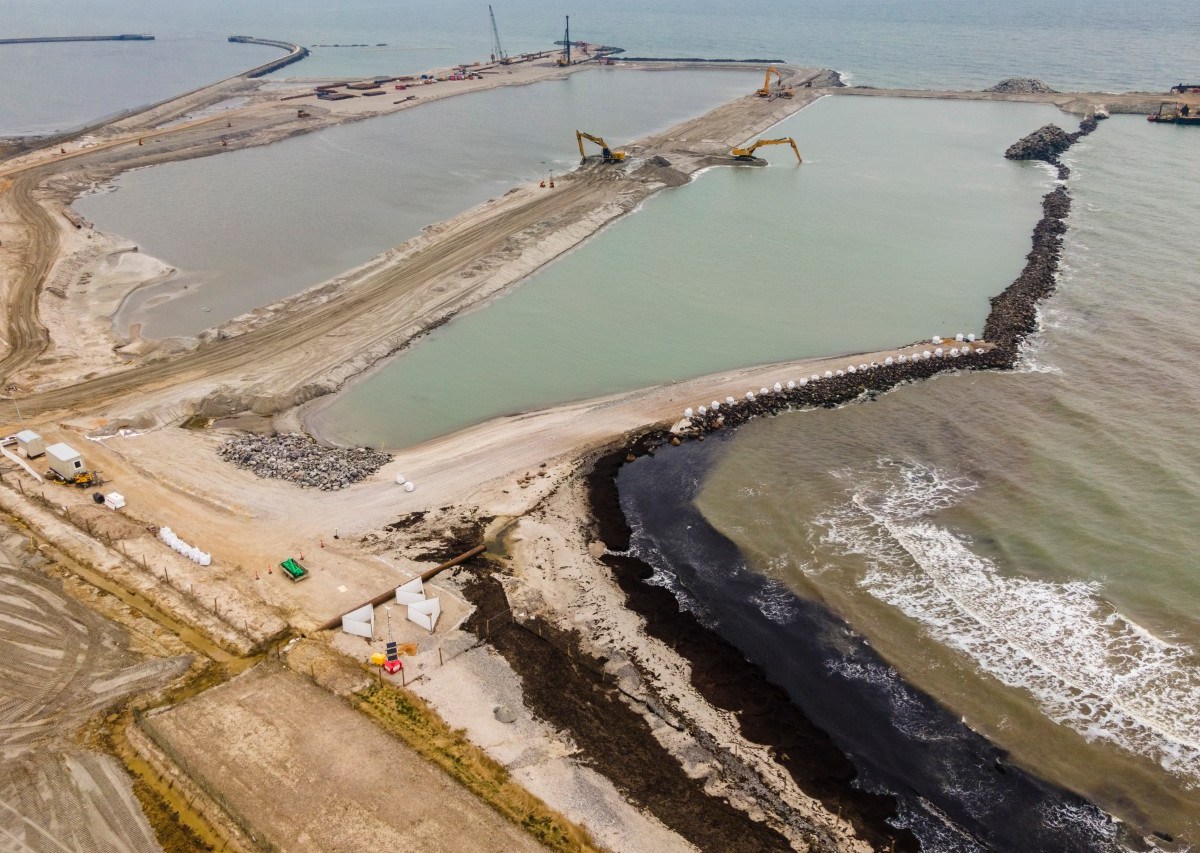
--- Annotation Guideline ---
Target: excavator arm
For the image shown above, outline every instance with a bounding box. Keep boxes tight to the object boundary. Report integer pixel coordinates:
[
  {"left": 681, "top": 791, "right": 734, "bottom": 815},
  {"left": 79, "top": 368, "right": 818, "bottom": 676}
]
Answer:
[
  {"left": 575, "top": 130, "right": 627, "bottom": 163},
  {"left": 756, "top": 66, "right": 782, "bottom": 97},
  {"left": 730, "top": 137, "right": 802, "bottom": 162},
  {"left": 755, "top": 66, "right": 793, "bottom": 98}
]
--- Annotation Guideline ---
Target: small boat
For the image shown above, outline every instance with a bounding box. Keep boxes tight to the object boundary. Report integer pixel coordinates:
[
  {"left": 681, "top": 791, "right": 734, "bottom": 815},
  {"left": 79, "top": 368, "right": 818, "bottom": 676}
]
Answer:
[{"left": 1148, "top": 101, "right": 1200, "bottom": 124}]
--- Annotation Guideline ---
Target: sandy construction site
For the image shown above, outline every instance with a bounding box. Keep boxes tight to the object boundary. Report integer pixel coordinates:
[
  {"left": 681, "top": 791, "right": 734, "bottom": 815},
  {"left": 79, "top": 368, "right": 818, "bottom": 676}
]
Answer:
[{"left": 0, "top": 38, "right": 1179, "bottom": 851}]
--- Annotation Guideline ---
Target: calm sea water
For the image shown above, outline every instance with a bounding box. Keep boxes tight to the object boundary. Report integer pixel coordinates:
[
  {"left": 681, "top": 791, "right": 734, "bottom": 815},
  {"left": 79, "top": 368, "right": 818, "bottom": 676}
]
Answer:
[
  {"left": 3, "top": 0, "right": 1197, "bottom": 135},
  {"left": 686, "top": 115, "right": 1200, "bottom": 844},
  {"left": 74, "top": 68, "right": 757, "bottom": 337},
  {"left": 311, "top": 97, "right": 1060, "bottom": 447}
]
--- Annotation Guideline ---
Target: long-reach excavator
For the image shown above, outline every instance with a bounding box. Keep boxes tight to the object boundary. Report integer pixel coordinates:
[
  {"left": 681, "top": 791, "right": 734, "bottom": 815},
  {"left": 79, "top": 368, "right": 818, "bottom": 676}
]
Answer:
[
  {"left": 731, "top": 137, "right": 802, "bottom": 162},
  {"left": 576, "top": 130, "right": 627, "bottom": 163},
  {"left": 755, "top": 66, "right": 793, "bottom": 99}
]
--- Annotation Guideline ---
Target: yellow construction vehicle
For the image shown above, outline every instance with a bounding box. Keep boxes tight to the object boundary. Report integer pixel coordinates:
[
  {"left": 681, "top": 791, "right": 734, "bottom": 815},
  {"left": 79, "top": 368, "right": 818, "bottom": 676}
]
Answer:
[
  {"left": 755, "top": 66, "right": 793, "bottom": 99},
  {"left": 576, "top": 130, "right": 627, "bottom": 163},
  {"left": 731, "top": 137, "right": 802, "bottom": 162},
  {"left": 47, "top": 468, "right": 104, "bottom": 489}
]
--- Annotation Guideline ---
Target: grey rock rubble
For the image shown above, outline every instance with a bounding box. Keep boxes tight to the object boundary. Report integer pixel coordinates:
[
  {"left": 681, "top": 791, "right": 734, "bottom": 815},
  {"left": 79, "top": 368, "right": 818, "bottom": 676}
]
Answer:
[
  {"left": 1004, "top": 124, "right": 1075, "bottom": 161},
  {"left": 217, "top": 433, "right": 391, "bottom": 490},
  {"left": 985, "top": 78, "right": 1058, "bottom": 94}
]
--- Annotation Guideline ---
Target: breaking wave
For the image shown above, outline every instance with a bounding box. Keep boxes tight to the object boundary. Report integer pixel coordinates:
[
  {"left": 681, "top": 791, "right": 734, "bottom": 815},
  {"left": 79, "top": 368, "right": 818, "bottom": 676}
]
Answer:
[{"left": 814, "top": 458, "right": 1200, "bottom": 786}]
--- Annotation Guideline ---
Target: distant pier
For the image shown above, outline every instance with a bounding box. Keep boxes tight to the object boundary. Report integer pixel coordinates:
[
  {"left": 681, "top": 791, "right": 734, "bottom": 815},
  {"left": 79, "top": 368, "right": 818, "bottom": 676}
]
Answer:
[
  {"left": 228, "top": 36, "right": 310, "bottom": 77},
  {"left": 0, "top": 34, "right": 155, "bottom": 45}
]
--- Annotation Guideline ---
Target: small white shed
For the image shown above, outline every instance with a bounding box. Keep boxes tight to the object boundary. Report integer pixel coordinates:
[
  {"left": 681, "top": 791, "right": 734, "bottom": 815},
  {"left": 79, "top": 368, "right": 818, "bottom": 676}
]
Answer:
[
  {"left": 15, "top": 430, "right": 44, "bottom": 459},
  {"left": 45, "top": 442, "right": 84, "bottom": 481}
]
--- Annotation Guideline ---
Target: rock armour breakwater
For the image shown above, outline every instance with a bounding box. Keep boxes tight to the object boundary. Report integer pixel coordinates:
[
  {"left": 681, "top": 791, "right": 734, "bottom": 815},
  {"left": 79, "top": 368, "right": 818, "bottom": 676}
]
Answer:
[
  {"left": 0, "top": 35, "right": 154, "bottom": 45},
  {"left": 667, "top": 114, "right": 1099, "bottom": 440}
]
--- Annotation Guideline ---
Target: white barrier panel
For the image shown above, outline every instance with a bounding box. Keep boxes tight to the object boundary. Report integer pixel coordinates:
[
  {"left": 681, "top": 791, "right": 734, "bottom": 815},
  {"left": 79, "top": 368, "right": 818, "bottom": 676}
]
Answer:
[
  {"left": 395, "top": 577, "right": 426, "bottom": 605},
  {"left": 407, "top": 598, "right": 441, "bottom": 632},
  {"left": 342, "top": 603, "right": 375, "bottom": 638}
]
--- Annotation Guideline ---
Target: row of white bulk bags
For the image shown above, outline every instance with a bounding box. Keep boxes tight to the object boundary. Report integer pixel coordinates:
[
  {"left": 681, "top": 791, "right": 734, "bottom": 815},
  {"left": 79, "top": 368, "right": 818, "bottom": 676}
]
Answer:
[{"left": 158, "top": 525, "right": 211, "bottom": 566}]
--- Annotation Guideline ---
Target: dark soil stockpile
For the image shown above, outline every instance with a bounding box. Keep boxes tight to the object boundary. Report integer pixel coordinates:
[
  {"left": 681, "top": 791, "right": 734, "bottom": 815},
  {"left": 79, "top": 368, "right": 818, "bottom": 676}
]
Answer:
[{"left": 459, "top": 565, "right": 802, "bottom": 853}]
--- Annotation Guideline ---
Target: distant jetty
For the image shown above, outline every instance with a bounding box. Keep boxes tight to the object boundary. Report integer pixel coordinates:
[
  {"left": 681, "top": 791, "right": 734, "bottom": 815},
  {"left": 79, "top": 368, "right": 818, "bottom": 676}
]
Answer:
[
  {"left": 228, "top": 36, "right": 310, "bottom": 77},
  {"left": 0, "top": 34, "right": 154, "bottom": 45},
  {"left": 618, "top": 57, "right": 784, "bottom": 64}
]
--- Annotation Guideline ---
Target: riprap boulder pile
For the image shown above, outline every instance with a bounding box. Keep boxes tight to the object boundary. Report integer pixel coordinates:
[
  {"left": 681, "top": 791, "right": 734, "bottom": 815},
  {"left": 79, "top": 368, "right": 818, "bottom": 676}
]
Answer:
[
  {"left": 985, "top": 78, "right": 1058, "bottom": 94},
  {"left": 218, "top": 433, "right": 391, "bottom": 490},
  {"left": 1004, "top": 124, "right": 1075, "bottom": 162}
]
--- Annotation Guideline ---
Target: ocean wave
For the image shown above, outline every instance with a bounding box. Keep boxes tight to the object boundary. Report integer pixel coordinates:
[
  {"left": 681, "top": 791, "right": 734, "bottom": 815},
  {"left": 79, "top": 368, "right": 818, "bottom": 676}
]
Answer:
[{"left": 815, "top": 458, "right": 1200, "bottom": 787}]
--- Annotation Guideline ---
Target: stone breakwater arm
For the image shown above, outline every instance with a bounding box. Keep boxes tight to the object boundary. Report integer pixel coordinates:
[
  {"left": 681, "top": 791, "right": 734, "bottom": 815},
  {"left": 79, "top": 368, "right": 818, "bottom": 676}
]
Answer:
[
  {"left": 671, "top": 115, "right": 1099, "bottom": 438},
  {"left": 0, "top": 35, "right": 154, "bottom": 44},
  {"left": 227, "top": 36, "right": 310, "bottom": 78}
]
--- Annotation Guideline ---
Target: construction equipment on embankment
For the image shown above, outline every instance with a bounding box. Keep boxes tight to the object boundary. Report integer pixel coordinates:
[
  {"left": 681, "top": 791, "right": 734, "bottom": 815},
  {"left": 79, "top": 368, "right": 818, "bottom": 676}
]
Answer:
[
  {"left": 755, "top": 66, "right": 793, "bottom": 99},
  {"left": 576, "top": 130, "right": 627, "bottom": 163},
  {"left": 731, "top": 137, "right": 802, "bottom": 162}
]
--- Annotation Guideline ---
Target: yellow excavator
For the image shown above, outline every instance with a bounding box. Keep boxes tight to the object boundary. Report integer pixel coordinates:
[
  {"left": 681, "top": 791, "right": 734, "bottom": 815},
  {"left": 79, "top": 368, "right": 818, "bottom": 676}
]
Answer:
[
  {"left": 576, "top": 130, "right": 627, "bottom": 163},
  {"left": 755, "top": 66, "right": 793, "bottom": 99},
  {"left": 731, "top": 137, "right": 802, "bottom": 162}
]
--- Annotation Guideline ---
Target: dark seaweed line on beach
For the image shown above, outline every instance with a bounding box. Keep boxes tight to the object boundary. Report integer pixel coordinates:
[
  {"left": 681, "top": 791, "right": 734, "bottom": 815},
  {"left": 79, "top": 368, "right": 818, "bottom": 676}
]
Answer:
[{"left": 586, "top": 117, "right": 1101, "bottom": 851}]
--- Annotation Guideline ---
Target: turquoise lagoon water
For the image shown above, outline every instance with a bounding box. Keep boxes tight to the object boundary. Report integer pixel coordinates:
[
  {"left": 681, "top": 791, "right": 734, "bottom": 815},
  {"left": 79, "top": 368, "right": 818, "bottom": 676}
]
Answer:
[{"left": 310, "top": 96, "right": 1061, "bottom": 448}]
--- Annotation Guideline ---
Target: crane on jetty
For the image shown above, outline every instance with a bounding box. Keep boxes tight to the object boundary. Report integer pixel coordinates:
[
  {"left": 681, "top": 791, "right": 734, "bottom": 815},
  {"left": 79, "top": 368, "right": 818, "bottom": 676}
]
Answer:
[
  {"left": 488, "top": 5, "right": 509, "bottom": 65},
  {"left": 557, "top": 16, "right": 571, "bottom": 66}
]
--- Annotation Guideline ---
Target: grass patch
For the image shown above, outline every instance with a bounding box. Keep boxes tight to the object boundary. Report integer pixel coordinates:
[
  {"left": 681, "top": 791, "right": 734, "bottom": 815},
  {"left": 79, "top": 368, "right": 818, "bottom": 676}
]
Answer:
[{"left": 354, "top": 680, "right": 602, "bottom": 852}]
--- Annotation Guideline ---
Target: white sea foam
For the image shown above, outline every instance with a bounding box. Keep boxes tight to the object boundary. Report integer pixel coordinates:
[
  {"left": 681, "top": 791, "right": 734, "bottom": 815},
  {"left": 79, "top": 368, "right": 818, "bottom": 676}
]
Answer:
[
  {"left": 815, "top": 458, "right": 1200, "bottom": 787},
  {"left": 749, "top": 576, "right": 800, "bottom": 625}
]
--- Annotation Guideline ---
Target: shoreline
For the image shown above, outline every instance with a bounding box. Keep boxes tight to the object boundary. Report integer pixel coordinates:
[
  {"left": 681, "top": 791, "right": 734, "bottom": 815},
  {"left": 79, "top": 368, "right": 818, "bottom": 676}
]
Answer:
[{"left": 572, "top": 115, "right": 1108, "bottom": 846}]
